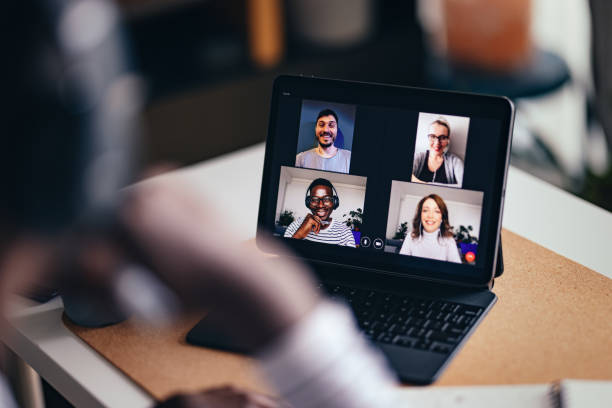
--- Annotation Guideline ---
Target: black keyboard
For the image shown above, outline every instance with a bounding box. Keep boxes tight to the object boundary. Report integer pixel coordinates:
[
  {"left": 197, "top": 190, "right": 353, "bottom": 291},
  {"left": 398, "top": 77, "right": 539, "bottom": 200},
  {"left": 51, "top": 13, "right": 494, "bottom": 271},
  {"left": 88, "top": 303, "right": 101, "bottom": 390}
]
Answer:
[{"left": 320, "top": 283, "right": 483, "bottom": 354}]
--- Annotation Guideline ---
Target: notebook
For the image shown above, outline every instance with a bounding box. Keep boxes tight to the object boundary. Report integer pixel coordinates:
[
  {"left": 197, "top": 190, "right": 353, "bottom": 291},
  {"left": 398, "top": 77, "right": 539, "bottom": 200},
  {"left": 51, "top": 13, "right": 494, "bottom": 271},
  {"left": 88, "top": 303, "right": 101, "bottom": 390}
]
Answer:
[
  {"left": 394, "top": 380, "right": 612, "bottom": 407},
  {"left": 188, "top": 76, "right": 514, "bottom": 384}
]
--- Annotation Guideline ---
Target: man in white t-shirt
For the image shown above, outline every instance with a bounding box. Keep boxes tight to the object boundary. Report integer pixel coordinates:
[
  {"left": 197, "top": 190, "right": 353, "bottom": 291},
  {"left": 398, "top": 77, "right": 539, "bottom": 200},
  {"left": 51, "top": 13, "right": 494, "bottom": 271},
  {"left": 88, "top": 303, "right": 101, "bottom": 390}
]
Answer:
[{"left": 295, "top": 109, "right": 352, "bottom": 174}]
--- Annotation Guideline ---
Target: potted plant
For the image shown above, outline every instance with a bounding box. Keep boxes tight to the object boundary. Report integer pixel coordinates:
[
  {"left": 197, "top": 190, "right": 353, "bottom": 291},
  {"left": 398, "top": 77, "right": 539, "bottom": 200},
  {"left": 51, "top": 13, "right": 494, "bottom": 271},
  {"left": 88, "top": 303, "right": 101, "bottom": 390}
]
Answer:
[
  {"left": 385, "top": 221, "right": 409, "bottom": 253},
  {"left": 453, "top": 225, "right": 479, "bottom": 263},
  {"left": 343, "top": 208, "right": 363, "bottom": 245},
  {"left": 275, "top": 210, "right": 295, "bottom": 235},
  {"left": 393, "top": 222, "right": 409, "bottom": 240}
]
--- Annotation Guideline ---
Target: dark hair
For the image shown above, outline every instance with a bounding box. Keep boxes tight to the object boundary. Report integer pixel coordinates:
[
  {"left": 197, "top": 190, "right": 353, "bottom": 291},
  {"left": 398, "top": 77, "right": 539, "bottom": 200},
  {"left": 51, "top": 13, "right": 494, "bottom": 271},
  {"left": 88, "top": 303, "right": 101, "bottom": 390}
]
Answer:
[
  {"left": 316, "top": 109, "right": 339, "bottom": 124},
  {"left": 411, "top": 194, "right": 453, "bottom": 239},
  {"left": 306, "top": 178, "right": 335, "bottom": 195}
]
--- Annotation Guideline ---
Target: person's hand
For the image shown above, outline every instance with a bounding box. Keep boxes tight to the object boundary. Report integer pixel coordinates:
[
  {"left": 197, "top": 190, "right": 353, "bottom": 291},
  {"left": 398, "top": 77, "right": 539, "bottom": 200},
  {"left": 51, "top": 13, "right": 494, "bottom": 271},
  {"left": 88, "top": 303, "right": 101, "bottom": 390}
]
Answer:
[
  {"left": 411, "top": 174, "right": 424, "bottom": 183},
  {"left": 291, "top": 214, "right": 321, "bottom": 238},
  {"left": 117, "top": 179, "right": 321, "bottom": 350},
  {"left": 155, "top": 386, "right": 289, "bottom": 408}
]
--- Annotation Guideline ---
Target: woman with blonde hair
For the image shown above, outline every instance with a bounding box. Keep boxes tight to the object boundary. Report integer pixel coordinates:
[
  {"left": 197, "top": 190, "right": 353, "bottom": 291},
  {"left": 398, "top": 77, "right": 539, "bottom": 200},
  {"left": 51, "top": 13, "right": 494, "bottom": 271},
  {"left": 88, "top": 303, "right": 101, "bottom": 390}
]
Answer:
[{"left": 412, "top": 118, "right": 464, "bottom": 188}]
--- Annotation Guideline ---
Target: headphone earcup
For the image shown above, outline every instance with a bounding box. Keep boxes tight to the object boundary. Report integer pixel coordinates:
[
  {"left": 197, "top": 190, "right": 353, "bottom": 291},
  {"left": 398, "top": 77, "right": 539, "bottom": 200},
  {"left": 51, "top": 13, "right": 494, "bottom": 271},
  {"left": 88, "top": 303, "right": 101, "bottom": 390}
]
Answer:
[
  {"left": 305, "top": 196, "right": 311, "bottom": 208},
  {"left": 333, "top": 196, "right": 339, "bottom": 210}
]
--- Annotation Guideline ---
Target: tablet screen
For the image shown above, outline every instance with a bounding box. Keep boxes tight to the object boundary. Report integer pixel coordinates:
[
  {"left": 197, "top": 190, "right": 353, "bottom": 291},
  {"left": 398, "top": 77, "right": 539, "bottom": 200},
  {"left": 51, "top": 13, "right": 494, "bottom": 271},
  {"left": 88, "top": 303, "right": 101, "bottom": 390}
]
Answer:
[{"left": 258, "top": 76, "right": 513, "bottom": 286}]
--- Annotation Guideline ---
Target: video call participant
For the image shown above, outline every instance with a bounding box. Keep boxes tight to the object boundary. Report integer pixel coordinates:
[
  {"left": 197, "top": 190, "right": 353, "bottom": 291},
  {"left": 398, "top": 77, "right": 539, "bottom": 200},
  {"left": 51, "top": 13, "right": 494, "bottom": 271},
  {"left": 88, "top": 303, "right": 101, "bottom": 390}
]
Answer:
[
  {"left": 412, "top": 118, "right": 464, "bottom": 188},
  {"left": 284, "top": 178, "right": 356, "bottom": 247},
  {"left": 295, "top": 109, "right": 352, "bottom": 173},
  {"left": 399, "top": 194, "right": 461, "bottom": 263}
]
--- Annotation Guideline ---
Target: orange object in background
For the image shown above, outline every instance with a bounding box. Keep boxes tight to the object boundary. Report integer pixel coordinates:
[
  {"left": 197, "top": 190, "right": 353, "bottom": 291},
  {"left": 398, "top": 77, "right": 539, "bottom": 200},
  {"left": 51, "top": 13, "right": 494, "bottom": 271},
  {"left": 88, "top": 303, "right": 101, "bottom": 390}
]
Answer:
[
  {"left": 247, "top": 0, "right": 285, "bottom": 69},
  {"left": 465, "top": 251, "right": 476, "bottom": 263},
  {"left": 443, "top": 0, "right": 532, "bottom": 72}
]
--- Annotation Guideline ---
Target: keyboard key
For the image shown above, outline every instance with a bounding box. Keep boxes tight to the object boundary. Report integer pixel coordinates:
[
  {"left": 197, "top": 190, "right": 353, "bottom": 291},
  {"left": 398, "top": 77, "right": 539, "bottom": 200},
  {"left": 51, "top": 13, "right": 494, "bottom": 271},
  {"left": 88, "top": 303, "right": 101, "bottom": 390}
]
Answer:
[
  {"left": 431, "top": 342, "right": 453, "bottom": 354},
  {"left": 377, "top": 333, "right": 395, "bottom": 344},
  {"left": 426, "top": 330, "right": 452, "bottom": 343},
  {"left": 446, "top": 336, "right": 460, "bottom": 344},
  {"left": 415, "top": 340, "right": 432, "bottom": 350},
  {"left": 414, "top": 328, "right": 427, "bottom": 338},
  {"left": 449, "top": 327, "right": 463, "bottom": 335},
  {"left": 429, "top": 321, "right": 443, "bottom": 330},
  {"left": 393, "top": 335, "right": 418, "bottom": 347},
  {"left": 463, "top": 305, "right": 483, "bottom": 315}
]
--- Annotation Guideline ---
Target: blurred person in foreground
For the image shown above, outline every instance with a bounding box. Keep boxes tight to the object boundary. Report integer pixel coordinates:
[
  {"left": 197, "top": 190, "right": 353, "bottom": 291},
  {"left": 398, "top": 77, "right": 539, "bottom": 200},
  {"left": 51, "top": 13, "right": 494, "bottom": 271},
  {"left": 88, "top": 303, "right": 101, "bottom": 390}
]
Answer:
[
  {"left": 0, "top": 178, "right": 398, "bottom": 408},
  {"left": 2, "top": 0, "right": 397, "bottom": 407}
]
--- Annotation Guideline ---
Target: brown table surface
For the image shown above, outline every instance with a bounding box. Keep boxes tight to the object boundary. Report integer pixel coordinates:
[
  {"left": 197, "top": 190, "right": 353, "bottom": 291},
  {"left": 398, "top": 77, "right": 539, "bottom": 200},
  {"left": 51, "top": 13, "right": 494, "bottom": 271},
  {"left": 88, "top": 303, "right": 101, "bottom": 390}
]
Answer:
[{"left": 65, "top": 229, "right": 612, "bottom": 401}]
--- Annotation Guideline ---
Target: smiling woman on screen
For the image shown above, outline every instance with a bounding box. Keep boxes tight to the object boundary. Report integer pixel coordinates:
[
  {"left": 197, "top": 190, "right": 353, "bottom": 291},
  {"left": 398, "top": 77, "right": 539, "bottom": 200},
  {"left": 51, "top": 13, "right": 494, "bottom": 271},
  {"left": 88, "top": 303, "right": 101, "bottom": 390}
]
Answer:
[
  {"left": 412, "top": 118, "right": 464, "bottom": 188},
  {"left": 399, "top": 194, "right": 461, "bottom": 263}
]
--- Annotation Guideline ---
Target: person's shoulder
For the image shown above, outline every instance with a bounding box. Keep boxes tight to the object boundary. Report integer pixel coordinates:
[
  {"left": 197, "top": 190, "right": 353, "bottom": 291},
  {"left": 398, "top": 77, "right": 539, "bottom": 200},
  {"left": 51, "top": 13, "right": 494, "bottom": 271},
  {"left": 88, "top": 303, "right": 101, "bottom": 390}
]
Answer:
[
  {"left": 291, "top": 216, "right": 305, "bottom": 225},
  {"left": 399, "top": 235, "right": 416, "bottom": 254},
  {"left": 330, "top": 219, "right": 350, "bottom": 232},
  {"left": 297, "top": 148, "right": 317, "bottom": 158},
  {"left": 340, "top": 222, "right": 353, "bottom": 234},
  {"left": 334, "top": 221, "right": 355, "bottom": 246},
  {"left": 286, "top": 217, "right": 305, "bottom": 231},
  {"left": 444, "top": 152, "right": 463, "bottom": 162},
  {"left": 413, "top": 151, "right": 427, "bottom": 163},
  {"left": 406, "top": 234, "right": 420, "bottom": 243},
  {"left": 441, "top": 235, "right": 457, "bottom": 245},
  {"left": 338, "top": 148, "right": 351, "bottom": 157}
]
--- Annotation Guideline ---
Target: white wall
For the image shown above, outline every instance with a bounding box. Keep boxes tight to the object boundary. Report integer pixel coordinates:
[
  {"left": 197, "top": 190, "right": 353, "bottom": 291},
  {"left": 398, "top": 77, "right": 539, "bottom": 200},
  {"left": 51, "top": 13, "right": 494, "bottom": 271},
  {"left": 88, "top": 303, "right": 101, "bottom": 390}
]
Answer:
[
  {"left": 276, "top": 166, "right": 367, "bottom": 224},
  {"left": 414, "top": 112, "right": 470, "bottom": 160},
  {"left": 275, "top": 167, "right": 289, "bottom": 220},
  {"left": 386, "top": 180, "right": 483, "bottom": 239}
]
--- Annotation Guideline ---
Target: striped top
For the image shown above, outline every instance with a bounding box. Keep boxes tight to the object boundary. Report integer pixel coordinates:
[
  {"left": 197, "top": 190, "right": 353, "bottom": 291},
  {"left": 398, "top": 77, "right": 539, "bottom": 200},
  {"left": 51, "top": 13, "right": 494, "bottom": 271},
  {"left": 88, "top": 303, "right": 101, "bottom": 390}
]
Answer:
[{"left": 284, "top": 217, "right": 356, "bottom": 247}]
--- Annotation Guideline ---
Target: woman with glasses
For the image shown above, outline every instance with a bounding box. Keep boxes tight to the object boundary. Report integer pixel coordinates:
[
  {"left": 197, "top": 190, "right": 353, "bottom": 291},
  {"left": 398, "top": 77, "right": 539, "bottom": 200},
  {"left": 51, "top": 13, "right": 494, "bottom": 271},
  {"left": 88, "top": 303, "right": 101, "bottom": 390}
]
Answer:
[
  {"left": 399, "top": 194, "right": 462, "bottom": 263},
  {"left": 411, "top": 118, "right": 464, "bottom": 188},
  {"left": 284, "top": 178, "right": 356, "bottom": 247}
]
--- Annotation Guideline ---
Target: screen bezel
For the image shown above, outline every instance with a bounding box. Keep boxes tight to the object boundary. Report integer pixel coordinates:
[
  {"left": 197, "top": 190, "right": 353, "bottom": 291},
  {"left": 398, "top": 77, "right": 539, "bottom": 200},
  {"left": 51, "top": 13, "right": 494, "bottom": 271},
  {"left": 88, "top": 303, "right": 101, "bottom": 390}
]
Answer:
[{"left": 257, "top": 75, "right": 514, "bottom": 288}]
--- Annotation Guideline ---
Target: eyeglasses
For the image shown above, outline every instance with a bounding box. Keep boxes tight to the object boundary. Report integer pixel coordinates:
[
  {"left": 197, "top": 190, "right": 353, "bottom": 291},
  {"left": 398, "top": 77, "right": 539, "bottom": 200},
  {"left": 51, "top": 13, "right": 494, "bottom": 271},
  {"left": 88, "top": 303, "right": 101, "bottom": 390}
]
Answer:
[
  {"left": 428, "top": 134, "right": 449, "bottom": 143},
  {"left": 309, "top": 196, "right": 334, "bottom": 206}
]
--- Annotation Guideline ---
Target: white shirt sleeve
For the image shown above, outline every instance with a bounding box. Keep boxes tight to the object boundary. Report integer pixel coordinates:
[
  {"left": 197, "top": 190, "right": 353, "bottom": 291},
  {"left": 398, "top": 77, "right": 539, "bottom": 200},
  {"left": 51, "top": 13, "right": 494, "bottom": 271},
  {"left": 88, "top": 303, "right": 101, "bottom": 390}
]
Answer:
[
  {"left": 0, "top": 375, "right": 19, "bottom": 408},
  {"left": 296, "top": 152, "right": 304, "bottom": 167},
  {"left": 257, "top": 300, "right": 398, "bottom": 408},
  {"left": 399, "top": 237, "right": 412, "bottom": 255},
  {"left": 446, "top": 237, "right": 462, "bottom": 263}
]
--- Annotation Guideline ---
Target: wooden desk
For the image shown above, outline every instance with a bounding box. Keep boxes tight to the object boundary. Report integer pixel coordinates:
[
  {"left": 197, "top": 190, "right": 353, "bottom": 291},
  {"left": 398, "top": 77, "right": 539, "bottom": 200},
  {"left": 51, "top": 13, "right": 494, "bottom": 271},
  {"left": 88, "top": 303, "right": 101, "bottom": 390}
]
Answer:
[
  {"left": 63, "top": 229, "right": 612, "bottom": 401},
  {"left": 4, "top": 143, "right": 612, "bottom": 407}
]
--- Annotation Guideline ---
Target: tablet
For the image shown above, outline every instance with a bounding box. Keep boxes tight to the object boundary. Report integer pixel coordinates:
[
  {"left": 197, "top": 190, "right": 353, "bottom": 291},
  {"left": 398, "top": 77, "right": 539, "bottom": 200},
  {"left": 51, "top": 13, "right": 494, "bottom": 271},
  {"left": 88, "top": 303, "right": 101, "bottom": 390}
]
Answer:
[{"left": 257, "top": 76, "right": 513, "bottom": 287}]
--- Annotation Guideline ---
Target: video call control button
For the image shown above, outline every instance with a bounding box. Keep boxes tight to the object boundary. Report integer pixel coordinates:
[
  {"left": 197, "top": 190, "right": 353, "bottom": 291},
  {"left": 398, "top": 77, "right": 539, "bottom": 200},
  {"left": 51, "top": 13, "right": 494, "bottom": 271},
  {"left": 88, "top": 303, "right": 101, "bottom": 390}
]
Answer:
[
  {"left": 373, "top": 238, "right": 384, "bottom": 250},
  {"left": 360, "top": 236, "right": 371, "bottom": 248}
]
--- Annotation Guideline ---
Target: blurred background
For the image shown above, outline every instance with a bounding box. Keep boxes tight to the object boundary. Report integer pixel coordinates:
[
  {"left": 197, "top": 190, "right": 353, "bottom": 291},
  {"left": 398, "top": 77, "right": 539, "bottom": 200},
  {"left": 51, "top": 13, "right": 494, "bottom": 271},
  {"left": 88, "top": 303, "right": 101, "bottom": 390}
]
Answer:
[
  {"left": 115, "top": 0, "right": 610, "bottom": 210},
  {"left": 8, "top": 1, "right": 611, "bottom": 406}
]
